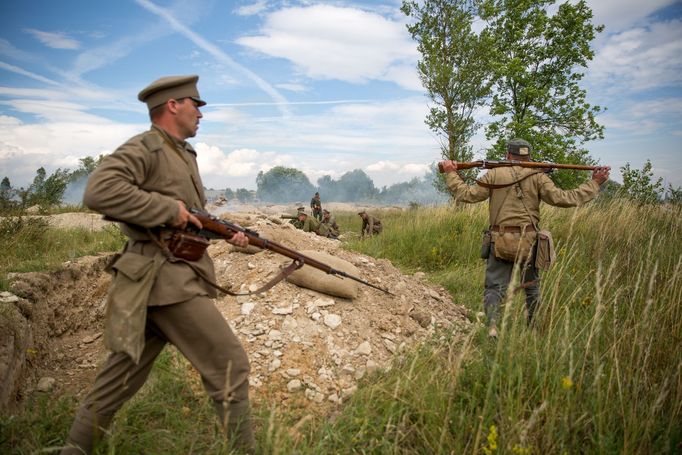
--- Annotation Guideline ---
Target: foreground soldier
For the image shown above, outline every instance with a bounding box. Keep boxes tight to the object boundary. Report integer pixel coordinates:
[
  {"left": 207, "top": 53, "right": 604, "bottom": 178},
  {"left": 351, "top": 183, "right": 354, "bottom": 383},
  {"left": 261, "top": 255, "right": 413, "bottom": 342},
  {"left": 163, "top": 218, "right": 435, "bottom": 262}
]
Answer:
[
  {"left": 440, "top": 138, "right": 610, "bottom": 337},
  {"left": 359, "top": 210, "right": 382, "bottom": 237},
  {"left": 319, "top": 209, "right": 340, "bottom": 239},
  {"left": 62, "top": 75, "right": 255, "bottom": 454}
]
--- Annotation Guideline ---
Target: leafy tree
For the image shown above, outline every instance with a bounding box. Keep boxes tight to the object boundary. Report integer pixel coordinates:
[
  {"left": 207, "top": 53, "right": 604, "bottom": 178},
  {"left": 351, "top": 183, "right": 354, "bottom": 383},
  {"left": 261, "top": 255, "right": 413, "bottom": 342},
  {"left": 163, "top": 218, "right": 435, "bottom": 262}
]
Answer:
[
  {"left": 0, "top": 177, "right": 15, "bottom": 212},
  {"left": 68, "top": 155, "right": 104, "bottom": 183},
  {"left": 620, "top": 160, "right": 663, "bottom": 204},
  {"left": 235, "top": 188, "right": 255, "bottom": 203},
  {"left": 481, "top": 0, "right": 604, "bottom": 188},
  {"left": 334, "top": 170, "right": 377, "bottom": 202},
  {"left": 256, "top": 166, "right": 315, "bottom": 203},
  {"left": 223, "top": 188, "right": 235, "bottom": 200},
  {"left": 402, "top": 0, "right": 492, "bottom": 166}
]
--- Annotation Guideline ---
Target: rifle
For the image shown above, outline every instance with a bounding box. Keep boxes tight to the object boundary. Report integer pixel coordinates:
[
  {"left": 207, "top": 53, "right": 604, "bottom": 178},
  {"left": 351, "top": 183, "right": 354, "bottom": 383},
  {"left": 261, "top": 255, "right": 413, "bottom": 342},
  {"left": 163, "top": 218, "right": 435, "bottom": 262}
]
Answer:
[
  {"left": 280, "top": 214, "right": 298, "bottom": 220},
  {"left": 438, "top": 160, "right": 599, "bottom": 173},
  {"left": 189, "top": 208, "right": 392, "bottom": 295}
]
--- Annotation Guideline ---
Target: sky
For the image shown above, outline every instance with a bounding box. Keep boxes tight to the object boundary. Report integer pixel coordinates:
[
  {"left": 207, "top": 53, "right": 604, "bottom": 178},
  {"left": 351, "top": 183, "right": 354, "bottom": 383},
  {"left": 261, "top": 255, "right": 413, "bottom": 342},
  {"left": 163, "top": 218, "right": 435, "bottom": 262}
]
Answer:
[{"left": 0, "top": 0, "right": 681, "bottom": 192}]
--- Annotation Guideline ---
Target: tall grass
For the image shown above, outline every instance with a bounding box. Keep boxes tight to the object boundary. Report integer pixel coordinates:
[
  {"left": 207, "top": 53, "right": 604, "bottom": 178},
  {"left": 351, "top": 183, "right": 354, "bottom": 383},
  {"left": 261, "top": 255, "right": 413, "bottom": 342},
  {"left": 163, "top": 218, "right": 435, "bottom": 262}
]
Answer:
[
  {"left": 1, "top": 200, "right": 680, "bottom": 454},
  {"left": 0, "top": 216, "right": 125, "bottom": 291},
  {"left": 271, "top": 200, "right": 682, "bottom": 454}
]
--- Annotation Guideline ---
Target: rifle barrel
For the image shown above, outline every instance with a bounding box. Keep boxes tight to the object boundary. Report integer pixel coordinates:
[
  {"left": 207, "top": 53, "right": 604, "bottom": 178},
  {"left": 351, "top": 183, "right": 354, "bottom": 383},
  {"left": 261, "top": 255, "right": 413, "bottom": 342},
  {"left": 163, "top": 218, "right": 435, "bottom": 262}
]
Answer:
[
  {"left": 191, "top": 209, "right": 392, "bottom": 295},
  {"left": 438, "top": 160, "right": 598, "bottom": 172}
]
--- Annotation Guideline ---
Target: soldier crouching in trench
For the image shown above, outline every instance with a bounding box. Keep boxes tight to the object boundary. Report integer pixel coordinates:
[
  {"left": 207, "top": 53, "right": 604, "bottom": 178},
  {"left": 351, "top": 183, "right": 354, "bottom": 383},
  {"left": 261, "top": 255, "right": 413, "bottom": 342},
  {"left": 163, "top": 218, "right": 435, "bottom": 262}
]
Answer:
[{"left": 61, "top": 75, "right": 255, "bottom": 454}]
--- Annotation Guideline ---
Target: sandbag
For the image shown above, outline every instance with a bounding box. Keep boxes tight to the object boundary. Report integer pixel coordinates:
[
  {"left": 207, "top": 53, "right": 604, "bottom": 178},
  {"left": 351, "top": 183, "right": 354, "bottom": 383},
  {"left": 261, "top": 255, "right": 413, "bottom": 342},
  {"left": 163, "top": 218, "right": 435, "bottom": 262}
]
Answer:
[{"left": 285, "top": 250, "right": 359, "bottom": 299}]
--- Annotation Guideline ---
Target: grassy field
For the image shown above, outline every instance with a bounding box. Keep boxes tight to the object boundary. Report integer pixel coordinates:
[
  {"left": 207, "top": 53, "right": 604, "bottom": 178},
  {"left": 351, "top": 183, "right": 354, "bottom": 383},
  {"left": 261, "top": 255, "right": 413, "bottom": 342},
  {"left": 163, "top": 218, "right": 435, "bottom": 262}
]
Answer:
[{"left": 1, "top": 200, "right": 681, "bottom": 454}]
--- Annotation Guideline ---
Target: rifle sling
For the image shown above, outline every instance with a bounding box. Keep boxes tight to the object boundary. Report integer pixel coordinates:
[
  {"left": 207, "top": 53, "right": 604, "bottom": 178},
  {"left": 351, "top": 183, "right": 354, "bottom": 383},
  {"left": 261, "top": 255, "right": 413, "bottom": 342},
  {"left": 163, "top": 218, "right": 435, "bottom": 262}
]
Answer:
[{"left": 475, "top": 171, "right": 543, "bottom": 189}]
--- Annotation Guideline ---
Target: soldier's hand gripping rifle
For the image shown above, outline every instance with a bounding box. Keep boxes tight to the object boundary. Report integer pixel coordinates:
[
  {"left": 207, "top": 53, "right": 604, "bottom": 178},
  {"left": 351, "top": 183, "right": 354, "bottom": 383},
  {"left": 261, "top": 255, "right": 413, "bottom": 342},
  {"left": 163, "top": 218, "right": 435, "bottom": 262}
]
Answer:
[
  {"left": 437, "top": 160, "right": 599, "bottom": 173},
  {"left": 188, "top": 209, "right": 392, "bottom": 295}
]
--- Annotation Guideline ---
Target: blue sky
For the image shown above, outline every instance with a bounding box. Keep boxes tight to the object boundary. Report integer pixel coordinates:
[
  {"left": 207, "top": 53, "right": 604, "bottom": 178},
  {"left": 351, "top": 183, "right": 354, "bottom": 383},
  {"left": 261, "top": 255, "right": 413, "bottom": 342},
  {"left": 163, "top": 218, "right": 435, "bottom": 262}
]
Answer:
[{"left": 0, "top": 0, "right": 681, "bottom": 191}]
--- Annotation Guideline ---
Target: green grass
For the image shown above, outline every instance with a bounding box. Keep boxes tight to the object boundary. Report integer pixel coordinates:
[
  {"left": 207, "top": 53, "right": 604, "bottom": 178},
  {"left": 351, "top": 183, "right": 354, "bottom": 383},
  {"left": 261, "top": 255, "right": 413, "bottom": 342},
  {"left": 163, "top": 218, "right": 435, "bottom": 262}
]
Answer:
[
  {"left": 0, "top": 216, "right": 125, "bottom": 291},
  {"left": 1, "top": 200, "right": 681, "bottom": 454}
]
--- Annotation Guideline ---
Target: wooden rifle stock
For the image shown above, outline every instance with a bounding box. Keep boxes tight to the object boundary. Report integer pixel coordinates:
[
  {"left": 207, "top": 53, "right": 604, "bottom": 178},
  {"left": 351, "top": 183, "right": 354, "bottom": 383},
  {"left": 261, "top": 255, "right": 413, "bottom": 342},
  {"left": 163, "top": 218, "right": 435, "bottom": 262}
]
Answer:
[
  {"left": 189, "top": 209, "right": 392, "bottom": 295},
  {"left": 437, "top": 160, "right": 599, "bottom": 173}
]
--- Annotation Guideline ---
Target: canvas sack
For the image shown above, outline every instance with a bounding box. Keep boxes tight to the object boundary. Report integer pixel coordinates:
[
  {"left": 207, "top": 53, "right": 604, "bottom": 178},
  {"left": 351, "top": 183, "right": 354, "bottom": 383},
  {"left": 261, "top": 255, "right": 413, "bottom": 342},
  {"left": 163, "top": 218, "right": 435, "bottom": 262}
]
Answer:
[{"left": 285, "top": 250, "right": 359, "bottom": 299}]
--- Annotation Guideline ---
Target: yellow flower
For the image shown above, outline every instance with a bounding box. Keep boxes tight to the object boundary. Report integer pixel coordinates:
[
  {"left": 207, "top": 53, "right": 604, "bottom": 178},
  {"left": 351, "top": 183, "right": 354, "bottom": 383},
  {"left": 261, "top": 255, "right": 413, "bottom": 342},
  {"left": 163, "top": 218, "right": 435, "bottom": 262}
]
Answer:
[
  {"left": 26, "top": 348, "right": 38, "bottom": 357},
  {"left": 562, "top": 376, "right": 574, "bottom": 390},
  {"left": 512, "top": 445, "right": 530, "bottom": 455},
  {"left": 431, "top": 246, "right": 438, "bottom": 256},
  {"left": 482, "top": 424, "right": 498, "bottom": 455}
]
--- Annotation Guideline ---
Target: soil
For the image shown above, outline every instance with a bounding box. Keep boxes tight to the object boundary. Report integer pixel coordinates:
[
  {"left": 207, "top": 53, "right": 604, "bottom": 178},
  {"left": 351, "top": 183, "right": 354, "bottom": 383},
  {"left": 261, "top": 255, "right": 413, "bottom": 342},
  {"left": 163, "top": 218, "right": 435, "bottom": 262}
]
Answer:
[{"left": 0, "top": 206, "right": 471, "bottom": 415}]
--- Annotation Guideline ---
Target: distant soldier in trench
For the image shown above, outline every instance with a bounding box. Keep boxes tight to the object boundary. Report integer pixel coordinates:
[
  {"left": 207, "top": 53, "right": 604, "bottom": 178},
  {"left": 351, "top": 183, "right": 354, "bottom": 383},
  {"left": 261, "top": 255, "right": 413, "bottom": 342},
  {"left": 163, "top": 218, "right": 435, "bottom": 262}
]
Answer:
[
  {"left": 359, "top": 210, "right": 382, "bottom": 238},
  {"left": 319, "top": 209, "right": 340, "bottom": 239}
]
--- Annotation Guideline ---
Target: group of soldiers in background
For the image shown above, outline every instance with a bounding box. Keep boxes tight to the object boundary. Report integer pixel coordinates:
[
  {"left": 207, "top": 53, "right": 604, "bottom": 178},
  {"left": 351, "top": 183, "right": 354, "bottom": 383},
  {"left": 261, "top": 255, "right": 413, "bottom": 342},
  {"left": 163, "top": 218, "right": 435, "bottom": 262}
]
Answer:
[{"left": 281, "top": 192, "right": 382, "bottom": 240}]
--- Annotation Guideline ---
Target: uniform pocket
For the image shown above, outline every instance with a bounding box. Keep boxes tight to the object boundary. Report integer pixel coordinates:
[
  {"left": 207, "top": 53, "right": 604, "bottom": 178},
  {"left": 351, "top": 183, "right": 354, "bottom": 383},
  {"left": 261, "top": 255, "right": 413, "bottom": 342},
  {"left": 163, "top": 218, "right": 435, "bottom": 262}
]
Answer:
[{"left": 104, "top": 251, "right": 165, "bottom": 364}]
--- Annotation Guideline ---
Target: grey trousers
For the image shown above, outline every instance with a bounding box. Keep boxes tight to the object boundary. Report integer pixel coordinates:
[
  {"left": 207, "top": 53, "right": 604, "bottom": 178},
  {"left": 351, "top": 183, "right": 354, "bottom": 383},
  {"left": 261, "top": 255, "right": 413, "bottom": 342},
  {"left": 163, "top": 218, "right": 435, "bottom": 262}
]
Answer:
[
  {"left": 62, "top": 296, "right": 253, "bottom": 454},
  {"left": 483, "top": 248, "right": 540, "bottom": 326}
]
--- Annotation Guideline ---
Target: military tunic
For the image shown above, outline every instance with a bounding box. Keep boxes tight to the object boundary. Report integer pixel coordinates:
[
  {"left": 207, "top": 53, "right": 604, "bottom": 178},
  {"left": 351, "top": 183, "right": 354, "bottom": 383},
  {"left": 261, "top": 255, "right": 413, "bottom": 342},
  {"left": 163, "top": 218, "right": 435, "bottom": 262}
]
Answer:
[
  {"left": 446, "top": 167, "right": 600, "bottom": 325},
  {"left": 319, "top": 215, "right": 340, "bottom": 238},
  {"left": 301, "top": 215, "right": 321, "bottom": 234},
  {"left": 361, "top": 215, "right": 382, "bottom": 237},
  {"left": 65, "top": 125, "right": 252, "bottom": 454}
]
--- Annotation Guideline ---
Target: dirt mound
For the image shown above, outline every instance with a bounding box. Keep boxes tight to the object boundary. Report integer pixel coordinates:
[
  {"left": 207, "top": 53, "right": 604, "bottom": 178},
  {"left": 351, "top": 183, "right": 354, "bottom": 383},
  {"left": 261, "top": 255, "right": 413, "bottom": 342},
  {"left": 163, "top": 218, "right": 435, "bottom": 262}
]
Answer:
[{"left": 0, "top": 211, "right": 471, "bottom": 414}]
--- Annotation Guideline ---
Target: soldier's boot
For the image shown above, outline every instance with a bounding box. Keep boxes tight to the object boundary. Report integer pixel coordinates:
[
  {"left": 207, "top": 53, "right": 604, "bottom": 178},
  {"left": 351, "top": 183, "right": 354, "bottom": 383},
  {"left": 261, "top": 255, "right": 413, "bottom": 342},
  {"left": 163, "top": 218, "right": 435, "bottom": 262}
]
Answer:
[
  {"left": 526, "top": 294, "right": 541, "bottom": 327},
  {"left": 214, "top": 399, "right": 255, "bottom": 454},
  {"left": 61, "top": 407, "right": 111, "bottom": 455}
]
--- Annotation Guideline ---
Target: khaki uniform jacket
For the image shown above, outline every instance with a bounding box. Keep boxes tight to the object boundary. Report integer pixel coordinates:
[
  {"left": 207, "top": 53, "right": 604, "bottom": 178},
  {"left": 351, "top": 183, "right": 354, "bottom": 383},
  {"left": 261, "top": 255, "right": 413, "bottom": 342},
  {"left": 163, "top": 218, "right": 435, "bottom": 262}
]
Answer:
[
  {"left": 445, "top": 167, "right": 600, "bottom": 227},
  {"left": 361, "top": 216, "right": 382, "bottom": 236},
  {"left": 319, "top": 216, "right": 340, "bottom": 237},
  {"left": 301, "top": 216, "right": 321, "bottom": 233},
  {"left": 84, "top": 125, "right": 217, "bottom": 306}
]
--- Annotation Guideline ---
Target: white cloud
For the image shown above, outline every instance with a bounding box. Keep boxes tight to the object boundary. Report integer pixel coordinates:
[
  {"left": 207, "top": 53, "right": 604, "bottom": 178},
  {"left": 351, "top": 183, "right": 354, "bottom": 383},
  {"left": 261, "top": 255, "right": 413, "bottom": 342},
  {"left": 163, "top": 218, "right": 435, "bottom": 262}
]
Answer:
[
  {"left": 236, "top": 4, "right": 420, "bottom": 90},
  {"left": 194, "top": 143, "right": 295, "bottom": 180},
  {"left": 235, "top": 1, "right": 268, "bottom": 16},
  {"left": 587, "top": 0, "right": 677, "bottom": 33},
  {"left": 589, "top": 19, "right": 682, "bottom": 91},
  {"left": 24, "top": 28, "right": 80, "bottom": 50}
]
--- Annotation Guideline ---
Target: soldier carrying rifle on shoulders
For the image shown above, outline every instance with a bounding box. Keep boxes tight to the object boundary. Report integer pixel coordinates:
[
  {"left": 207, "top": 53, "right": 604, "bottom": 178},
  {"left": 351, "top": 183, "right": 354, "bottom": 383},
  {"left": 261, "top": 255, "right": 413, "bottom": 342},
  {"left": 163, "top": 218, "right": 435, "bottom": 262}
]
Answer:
[{"left": 440, "top": 138, "right": 610, "bottom": 338}]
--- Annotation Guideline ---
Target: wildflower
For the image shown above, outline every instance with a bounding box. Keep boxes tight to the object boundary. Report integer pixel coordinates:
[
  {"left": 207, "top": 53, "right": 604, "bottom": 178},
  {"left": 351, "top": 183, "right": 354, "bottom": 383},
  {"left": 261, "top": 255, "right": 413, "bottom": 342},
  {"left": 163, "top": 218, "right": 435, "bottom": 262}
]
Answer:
[
  {"left": 562, "top": 376, "right": 574, "bottom": 390},
  {"left": 512, "top": 445, "right": 530, "bottom": 455},
  {"left": 482, "top": 424, "right": 498, "bottom": 455},
  {"left": 26, "top": 348, "right": 38, "bottom": 357}
]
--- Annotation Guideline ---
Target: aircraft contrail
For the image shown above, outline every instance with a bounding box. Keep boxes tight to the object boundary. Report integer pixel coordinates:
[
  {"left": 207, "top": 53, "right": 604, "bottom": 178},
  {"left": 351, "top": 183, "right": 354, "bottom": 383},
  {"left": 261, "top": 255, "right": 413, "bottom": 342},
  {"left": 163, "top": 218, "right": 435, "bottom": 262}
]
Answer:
[{"left": 135, "top": 0, "right": 291, "bottom": 117}]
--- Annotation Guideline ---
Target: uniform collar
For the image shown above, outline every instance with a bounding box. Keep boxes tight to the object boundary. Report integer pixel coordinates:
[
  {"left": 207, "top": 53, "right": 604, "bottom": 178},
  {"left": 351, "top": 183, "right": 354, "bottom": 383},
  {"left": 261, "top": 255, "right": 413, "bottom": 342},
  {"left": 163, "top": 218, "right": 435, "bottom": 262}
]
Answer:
[{"left": 151, "top": 124, "right": 197, "bottom": 156}]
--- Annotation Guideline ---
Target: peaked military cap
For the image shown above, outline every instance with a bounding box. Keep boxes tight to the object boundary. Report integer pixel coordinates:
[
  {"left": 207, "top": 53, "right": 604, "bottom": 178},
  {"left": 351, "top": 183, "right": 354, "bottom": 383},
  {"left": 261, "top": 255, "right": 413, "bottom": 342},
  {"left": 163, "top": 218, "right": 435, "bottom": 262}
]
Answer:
[
  {"left": 323, "top": 209, "right": 330, "bottom": 214},
  {"left": 507, "top": 138, "right": 532, "bottom": 156},
  {"left": 138, "top": 75, "right": 206, "bottom": 111},
  {"left": 297, "top": 206, "right": 305, "bottom": 211}
]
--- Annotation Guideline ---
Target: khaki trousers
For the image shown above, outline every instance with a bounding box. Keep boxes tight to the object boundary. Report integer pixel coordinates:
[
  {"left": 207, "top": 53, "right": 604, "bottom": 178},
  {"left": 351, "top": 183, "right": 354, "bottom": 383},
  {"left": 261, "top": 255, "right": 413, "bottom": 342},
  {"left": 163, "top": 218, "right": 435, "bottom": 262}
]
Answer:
[{"left": 62, "top": 296, "right": 252, "bottom": 454}]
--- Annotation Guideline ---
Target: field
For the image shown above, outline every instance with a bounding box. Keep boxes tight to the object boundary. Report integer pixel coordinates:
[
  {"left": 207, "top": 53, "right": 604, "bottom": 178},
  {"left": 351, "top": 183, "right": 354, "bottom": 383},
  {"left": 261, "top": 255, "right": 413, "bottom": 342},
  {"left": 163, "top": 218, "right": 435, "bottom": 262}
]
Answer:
[{"left": 1, "top": 198, "right": 681, "bottom": 454}]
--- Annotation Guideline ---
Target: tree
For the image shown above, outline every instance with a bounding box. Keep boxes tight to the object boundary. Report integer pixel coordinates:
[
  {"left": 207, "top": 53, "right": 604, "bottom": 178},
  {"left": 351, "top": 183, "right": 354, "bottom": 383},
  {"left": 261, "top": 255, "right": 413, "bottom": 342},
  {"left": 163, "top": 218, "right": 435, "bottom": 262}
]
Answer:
[
  {"left": 620, "top": 160, "right": 663, "bottom": 204},
  {"left": 68, "top": 155, "right": 104, "bottom": 183},
  {"left": 0, "top": 176, "right": 15, "bottom": 212},
  {"left": 402, "top": 0, "right": 492, "bottom": 165},
  {"left": 256, "top": 166, "right": 315, "bottom": 203},
  {"left": 334, "top": 170, "right": 377, "bottom": 202},
  {"left": 18, "top": 167, "right": 70, "bottom": 208},
  {"left": 481, "top": 0, "right": 604, "bottom": 188},
  {"left": 235, "top": 188, "right": 255, "bottom": 203}
]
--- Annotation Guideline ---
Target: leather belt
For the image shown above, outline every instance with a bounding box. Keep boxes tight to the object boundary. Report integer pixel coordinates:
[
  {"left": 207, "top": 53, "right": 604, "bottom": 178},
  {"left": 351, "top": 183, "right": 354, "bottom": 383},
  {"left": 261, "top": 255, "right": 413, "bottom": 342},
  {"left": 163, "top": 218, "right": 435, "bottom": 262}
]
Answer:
[{"left": 491, "top": 225, "right": 536, "bottom": 233}]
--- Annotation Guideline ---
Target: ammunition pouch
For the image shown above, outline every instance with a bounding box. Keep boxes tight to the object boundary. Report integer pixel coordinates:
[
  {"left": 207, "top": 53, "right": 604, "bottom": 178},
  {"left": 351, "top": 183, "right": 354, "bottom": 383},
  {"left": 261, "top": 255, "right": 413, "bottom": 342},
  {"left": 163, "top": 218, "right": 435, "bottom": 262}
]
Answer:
[
  {"left": 167, "top": 231, "right": 210, "bottom": 262},
  {"left": 492, "top": 229, "right": 537, "bottom": 264},
  {"left": 535, "top": 230, "right": 556, "bottom": 270},
  {"left": 480, "top": 230, "right": 492, "bottom": 259}
]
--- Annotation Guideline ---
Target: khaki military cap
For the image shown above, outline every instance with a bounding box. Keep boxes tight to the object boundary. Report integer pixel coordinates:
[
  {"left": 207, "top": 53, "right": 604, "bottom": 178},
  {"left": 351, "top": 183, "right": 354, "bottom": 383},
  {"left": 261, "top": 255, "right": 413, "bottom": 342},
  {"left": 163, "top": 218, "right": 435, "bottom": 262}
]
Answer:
[
  {"left": 138, "top": 75, "right": 206, "bottom": 111},
  {"left": 507, "top": 138, "right": 532, "bottom": 156}
]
